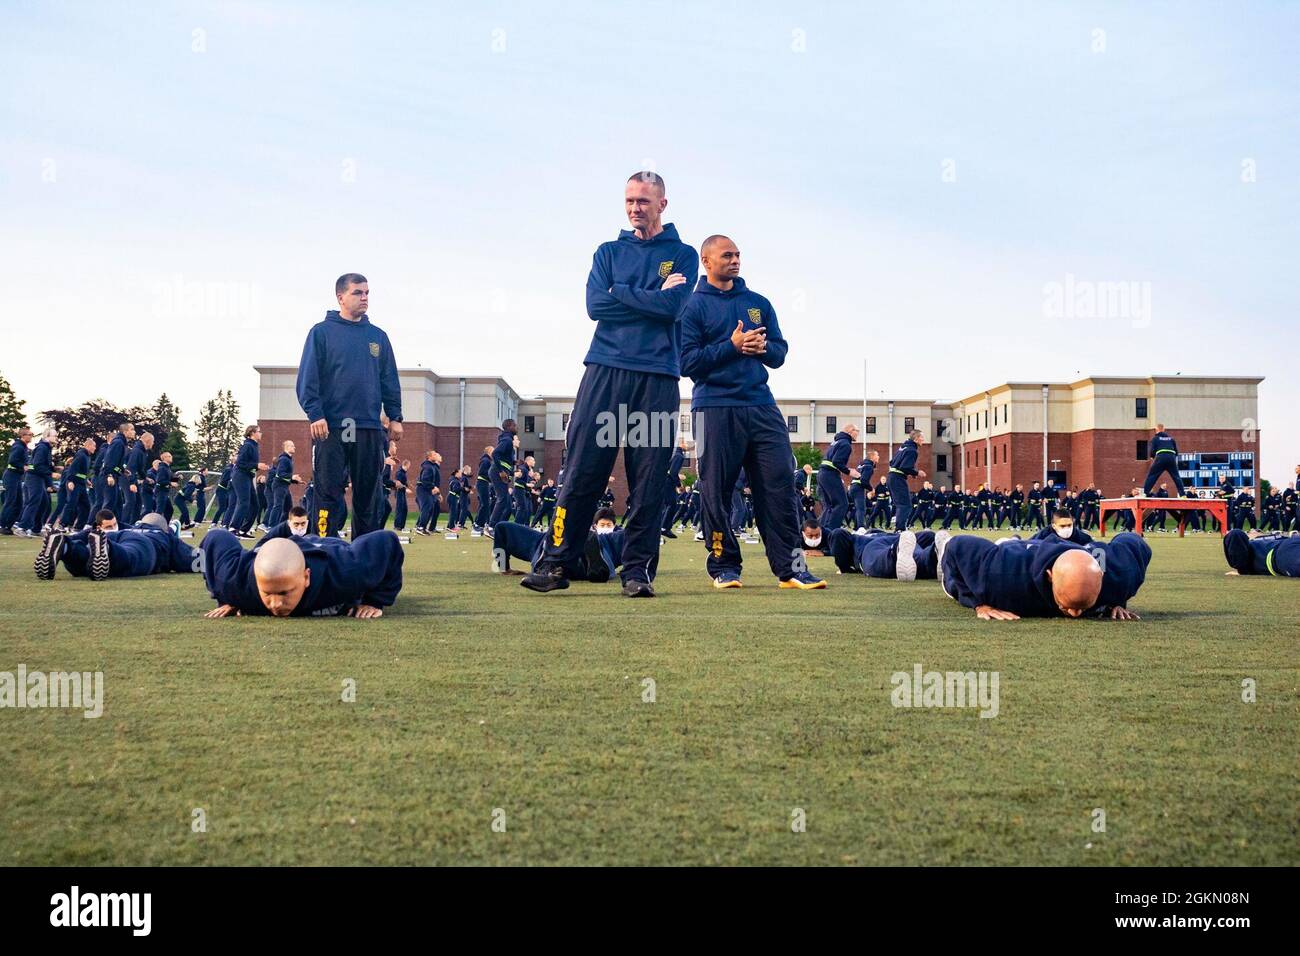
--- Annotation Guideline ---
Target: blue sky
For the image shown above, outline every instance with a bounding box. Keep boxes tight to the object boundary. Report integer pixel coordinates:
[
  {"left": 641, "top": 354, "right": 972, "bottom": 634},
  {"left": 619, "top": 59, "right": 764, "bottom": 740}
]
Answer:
[{"left": 4, "top": 1, "right": 1297, "bottom": 481}]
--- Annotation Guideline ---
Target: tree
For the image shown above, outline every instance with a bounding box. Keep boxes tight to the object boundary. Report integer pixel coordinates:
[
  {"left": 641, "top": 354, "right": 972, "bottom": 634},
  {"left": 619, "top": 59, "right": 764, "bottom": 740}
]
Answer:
[
  {"left": 219, "top": 389, "right": 244, "bottom": 458},
  {"left": 152, "top": 394, "right": 192, "bottom": 468},
  {"left": 0, "top": 372, "right": 28, "bottom": 436},
  {"left": 792, "top": 443, "right": 823, "bottom": 493},
  {"left": 161, "top": 429, "right": 192, "bottom": 470},
  {"left": 193, "top": 397, "right": 224, "bottom": 470},
  {"left": 193, "top": 389, "right": 244, "bottom": 470},
  {"left": 38, "top": 400, "right": 168, "bottom": 460},
  {"left": 152, "top": 393, "right": 181, "bottom": 434}
]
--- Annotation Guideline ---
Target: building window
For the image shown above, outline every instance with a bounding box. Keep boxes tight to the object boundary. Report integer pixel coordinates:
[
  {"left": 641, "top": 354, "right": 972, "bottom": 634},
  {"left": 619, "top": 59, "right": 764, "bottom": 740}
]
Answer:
[
  {"left": 992, "top": 445, "right": 997, "bottom": 465},
  {"left": 865, "top": 417, "right": 876, "bottom": 434},
  {"left": 904, "top": 416, "right": 915, "bottom": 433},
  {"left": 524, "top": 448, "right": 535, "bottom": 460},
  {"left": 1136, "top": 440, "right": 1148, "bottom": 461},
  {"left": 937, "top": 454, "right": 948, "bottom": 472},
  {"left": 1003, "top": 404, "right": 1008, "bottom": 423},
  {"left": 680, "top": 413, "right": 690, "bottom": 434},
  {"left": 523, "top": 416, "right": 535, "bottom": 433},
  {"left": 1003, "top": 443, "right": 1007, "bottom": 462},
  {"left": 826, "top": 415, "right": 837, "bottom": 434},
  {"left": 1136, "top": 397, "right": 1148, "bottom": 419},
  {"left": 561, "top": 413, "right": 570, "bottom": 432},
  {"left": 787, "top": 415, "right": 798, "bottom": 434},
  {"left": 983, "top": 410, "right": 988, "bottom": 429}
]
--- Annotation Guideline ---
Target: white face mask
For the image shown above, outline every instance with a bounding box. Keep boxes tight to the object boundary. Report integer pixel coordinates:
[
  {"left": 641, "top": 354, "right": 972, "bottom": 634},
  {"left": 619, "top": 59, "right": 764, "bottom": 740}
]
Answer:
[
  {"left": 1054, "top": 525, "right": 1074, "bottom": 539},
  {"left": 804, "top": 536, "right": 822, "bottom": 549},
  {"left": 596, "top": 526, "right": 615, "bottom": 535}
]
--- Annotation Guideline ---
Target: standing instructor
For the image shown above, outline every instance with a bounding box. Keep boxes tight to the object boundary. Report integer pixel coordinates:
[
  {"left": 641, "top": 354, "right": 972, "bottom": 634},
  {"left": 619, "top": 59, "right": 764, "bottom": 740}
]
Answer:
[
  {"left": 296, "top": 273, "right": 403, "bottom": 538},
  {"left": 522, "top": 172, "right": 697, "bottom": 596}
]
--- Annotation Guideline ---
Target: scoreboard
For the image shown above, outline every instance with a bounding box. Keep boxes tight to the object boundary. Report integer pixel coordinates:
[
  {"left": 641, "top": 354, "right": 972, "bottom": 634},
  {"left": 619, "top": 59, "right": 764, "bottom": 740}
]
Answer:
[{"left": 1177, "top": 451, "right": 1255, "bottom": 498}]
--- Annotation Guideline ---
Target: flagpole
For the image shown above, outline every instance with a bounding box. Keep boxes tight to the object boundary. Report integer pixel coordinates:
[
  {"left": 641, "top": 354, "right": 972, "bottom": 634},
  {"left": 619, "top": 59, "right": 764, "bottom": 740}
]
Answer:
[{"left": 862, "top": 358, "right": 868, "bottom": 458}]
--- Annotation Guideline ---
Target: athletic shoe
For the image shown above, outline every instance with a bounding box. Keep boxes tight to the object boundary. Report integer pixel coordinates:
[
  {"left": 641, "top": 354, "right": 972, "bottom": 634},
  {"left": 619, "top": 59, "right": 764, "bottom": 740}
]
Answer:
[
  {"left": 34, "top": 529, "right": 65, "bottom": 580},
  {"left": 622, "top": 579, "right": 655, "bottom": 598},
  {"left": 662, "top": 529, "right": 677, "bottom": 539},
  {"left": 169, "top": 519, "right": 182, "bottom": 537},
  {"left": 712, "top": 571, "right": 743, "bottom": 589},
  {"left": 88, "top": 531, "right": 111, "bottom": 581},
  {"left": 521, "top": 566, "right": 570, "bottom": 593},
  {"left": 895, "top": 530, "right": 918, "bottom": 581},
  {"left": 779, "top": 571, "right": 826, "bottom": 590},
  {"left": 936, "top": 530, "right": 953, "bottom": 597},
  {"left": 13, "top": 528, "right": 35, "bottom": 538},
  {"left": 694, "top": 531, "right": 704, "bottom": 542}
]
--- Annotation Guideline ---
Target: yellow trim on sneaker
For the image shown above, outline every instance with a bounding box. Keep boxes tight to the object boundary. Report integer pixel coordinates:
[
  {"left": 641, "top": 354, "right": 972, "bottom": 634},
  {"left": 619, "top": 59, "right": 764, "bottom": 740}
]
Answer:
[
  {"left": 779, "top": 577, "right": 826, "bottom": 590},
  {"left": 713, "top": 577, "right": 743, "bottom": 589}
]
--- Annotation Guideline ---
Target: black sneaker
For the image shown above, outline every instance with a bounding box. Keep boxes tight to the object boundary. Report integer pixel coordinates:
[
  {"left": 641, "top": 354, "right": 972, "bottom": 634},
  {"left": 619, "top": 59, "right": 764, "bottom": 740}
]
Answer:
[
  {"left": 521, "top": 566, "right": 570, "bottom": 593},
  {"left": 89, "top": 531, "right": 111, "bottom": 581},
  {"left": 584, "top": 534, "right": 610, "bottom": 583},
  {"left": 662, "top": 529, "right": 677, "bottom": 539},
  {"left": 34, "top": 529, "right": 65, "bottom": 580},
  {"left": 622, "top": 579, "right": 655, "bottom": 598}
]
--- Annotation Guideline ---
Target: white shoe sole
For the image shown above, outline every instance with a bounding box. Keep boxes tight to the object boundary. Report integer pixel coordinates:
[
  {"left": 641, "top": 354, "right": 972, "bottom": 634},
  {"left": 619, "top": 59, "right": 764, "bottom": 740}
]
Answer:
[
  {"left": 935, "top": 531, "right": 952, "bottom": 596},
  {"left": 895, "top": 531, "right": 918, "bottom": 581}
]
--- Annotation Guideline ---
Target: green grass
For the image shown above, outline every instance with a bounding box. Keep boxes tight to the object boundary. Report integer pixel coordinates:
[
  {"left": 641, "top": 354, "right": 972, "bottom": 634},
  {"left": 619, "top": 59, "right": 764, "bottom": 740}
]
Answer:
[{"left": 0, "top": 525, "right": 1296, "bottom": 866}]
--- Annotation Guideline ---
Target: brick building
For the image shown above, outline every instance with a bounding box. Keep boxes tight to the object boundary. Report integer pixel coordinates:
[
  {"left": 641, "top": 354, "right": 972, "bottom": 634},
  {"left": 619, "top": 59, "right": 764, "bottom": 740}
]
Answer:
[
  {"left": 256, "top": 368, "right": 1263, "bottom": 510},
  {"left": 941, "top": 376, "right": 1263, "bottom": 498}
]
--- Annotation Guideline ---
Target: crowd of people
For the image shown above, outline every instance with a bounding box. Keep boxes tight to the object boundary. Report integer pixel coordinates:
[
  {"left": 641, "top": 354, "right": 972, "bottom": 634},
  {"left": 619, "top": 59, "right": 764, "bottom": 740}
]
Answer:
[{"left": 6, "top": 173, "right": 1297, "bottom": 619}]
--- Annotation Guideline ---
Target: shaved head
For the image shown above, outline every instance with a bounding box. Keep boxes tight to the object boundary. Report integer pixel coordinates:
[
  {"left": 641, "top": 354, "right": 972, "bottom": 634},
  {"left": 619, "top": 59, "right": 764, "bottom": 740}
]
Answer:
[
  {"left": 139, "top": 512, "right": 168, "bottom": 530},
  {"left": 253, "top": 539, "right": 310, "bottom": 617},
  {"left": 1048, "top": 549, "right": 1103, "bottom": 617},
  {"left": 701, "top": 234, "right": 733, "bottom": 257},
  {"left": 627, "top": 170, "right": 665, "bottom": 194}
]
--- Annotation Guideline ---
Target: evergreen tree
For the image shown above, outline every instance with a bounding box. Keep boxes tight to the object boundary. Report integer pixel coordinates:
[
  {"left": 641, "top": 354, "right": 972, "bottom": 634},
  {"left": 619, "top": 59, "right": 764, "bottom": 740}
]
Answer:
[{"left": 0, "top": 372, "right": 28, "bottom": 437}]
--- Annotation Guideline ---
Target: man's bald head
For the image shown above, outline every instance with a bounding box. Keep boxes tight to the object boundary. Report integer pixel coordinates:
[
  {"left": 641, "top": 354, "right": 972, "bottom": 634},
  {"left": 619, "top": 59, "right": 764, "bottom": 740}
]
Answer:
[
  {"left": 700, "top": 235, "right": 741, "bottom": 286},
  {"left": 139, "top": 512, "right": 168, "bottom": 530},
  {"left": 1048, "top": 549, "right": 1103, "bottom": 617},
  {"left": 701, "top": 234, "right": 733, "bottom": 257},
  {"left": 253, "top": 539, "right": 310, "bottom": 617}
]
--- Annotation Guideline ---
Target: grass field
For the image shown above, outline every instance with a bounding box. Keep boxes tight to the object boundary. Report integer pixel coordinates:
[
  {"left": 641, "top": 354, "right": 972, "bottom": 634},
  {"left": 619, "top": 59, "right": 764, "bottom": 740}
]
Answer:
[{"left": 0, "top": 524, "right": 1296, "bottom": 866}]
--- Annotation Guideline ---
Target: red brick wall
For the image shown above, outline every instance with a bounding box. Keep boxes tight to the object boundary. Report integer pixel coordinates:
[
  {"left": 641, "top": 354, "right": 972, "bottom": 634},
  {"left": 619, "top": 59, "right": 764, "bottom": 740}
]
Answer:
[
  {"left": 1083, "top": 428, "right": 1259, "bottom": 502},
  {"left": 948, "top": 428, "right": 1260, "bottom": 505}
]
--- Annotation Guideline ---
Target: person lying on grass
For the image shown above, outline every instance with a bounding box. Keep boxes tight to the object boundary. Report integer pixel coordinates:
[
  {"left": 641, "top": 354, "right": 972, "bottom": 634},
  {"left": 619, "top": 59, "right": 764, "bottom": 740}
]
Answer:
[
  {"left": 1222, "top": 528, "right": 1299, "bottom": 578},
  {"left": 938, "top": 532, "right": 1151, "bottom": 621},
  {"left": 200, "top": 528, "right": 403, "bottom": 620}
]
